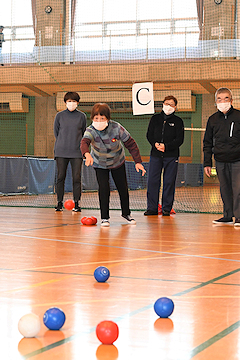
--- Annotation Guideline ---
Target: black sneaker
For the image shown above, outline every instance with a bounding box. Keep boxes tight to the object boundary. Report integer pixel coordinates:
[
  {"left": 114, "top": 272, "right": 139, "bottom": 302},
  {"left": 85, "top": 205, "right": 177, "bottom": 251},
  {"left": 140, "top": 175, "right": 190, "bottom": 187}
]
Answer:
[
  {"left": 72, "top": 206, "right": 81, "bottom": 212},
  {"left": 162, "top": 210, "right": 170, "bottom": 216},
  {"left": 55, "top": 201, "right": 63, "bottom": 211},
  {"left": 234, "top": 218, "right": 240, "bottom": 227},
  {"left": 122, "top": 215, "right": 136, "bottom": 224},
  {"left": 212, "top": 217, "right": 233, "bottom": 224},
  {"left": 72, "top": 202, "right": 81, "bottom": 212},
  {"left": 144, "top": 210, "right": 158, "bottom": 216}
]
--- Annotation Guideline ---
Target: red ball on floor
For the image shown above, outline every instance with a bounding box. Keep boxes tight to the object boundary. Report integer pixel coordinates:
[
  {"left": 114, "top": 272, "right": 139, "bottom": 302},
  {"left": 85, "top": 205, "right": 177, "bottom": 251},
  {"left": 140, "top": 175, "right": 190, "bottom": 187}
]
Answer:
[
  {"left": 96, "top": 321, "right": 119, "bottom": 344},
  {"left": 81, "top": 216, "right": 97, "bottom": 225},
  {"left": 64, "top": 199, "right": 75, "bottom": 210}
]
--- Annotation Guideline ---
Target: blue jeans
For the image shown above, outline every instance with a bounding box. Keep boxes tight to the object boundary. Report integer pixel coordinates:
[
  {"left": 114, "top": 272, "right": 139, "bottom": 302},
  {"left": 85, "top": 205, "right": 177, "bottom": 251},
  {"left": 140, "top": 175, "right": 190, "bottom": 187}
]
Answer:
[
  {"left": 147, "top": 156, "right": 179, "bottom": 212},
  {"left": 216, "top": 160, "right": 240, "bottom": 219}
]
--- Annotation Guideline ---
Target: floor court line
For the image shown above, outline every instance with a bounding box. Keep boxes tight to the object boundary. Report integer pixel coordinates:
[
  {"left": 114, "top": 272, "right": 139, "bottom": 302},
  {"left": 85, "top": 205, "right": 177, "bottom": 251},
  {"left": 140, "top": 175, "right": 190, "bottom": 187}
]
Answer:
[
  {"left": 217, "top": 282, "right": 240, "bottom": 287},
  {"left": 1, "top": 234, "right": 240, "bottom": 297},
  {"left": 2, "top": 268, "right": 238, "bottom": 289},
  {"left": 2, "top": 231, "right": 240, "bottom": 252},
  {"left": 0, "top": 275, "right": 76, "bottom": 295},
  {"left": 0, "top": 250, "right": 190, "bottom": 294},
  {"left": 23, "top": 294, "right": 240, "bottom": 310},
  {"left": 173, "top": 267, "right": 240, "bottom": 297},
  {"left": 4, "top": 265, "right": 240, "bottom": 297},
  {"left": 199, "top": 251, "right": 240, "bottom": 257},
  {"left": 0, "top": 266, "right": 208, "bottom": 289},
  {"left": 0, "top": 250, "right": 187, "bottom": 275},
  {"left": 1, "top": 232, "right": 240, "bottom": 264},
  {"left": 189, "top": 320, "right": 240, "bottom": 359},
  {"left": 3, "top": 220, "right": 239, "bottom": 357},
  {"left": 21, "top": 267, "right": 240, "bottom": 359},
  {"left": 4, "top": 222, "right": 80, "bottom": 234},
  {"left": 1, "top": 225, "right": 240, "bottom": 248}
]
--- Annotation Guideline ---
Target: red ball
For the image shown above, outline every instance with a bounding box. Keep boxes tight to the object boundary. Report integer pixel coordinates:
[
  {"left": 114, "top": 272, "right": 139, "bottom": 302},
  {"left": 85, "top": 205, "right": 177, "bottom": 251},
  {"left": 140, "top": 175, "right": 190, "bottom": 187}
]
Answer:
[
  {"left": 84, "top": 217, "right": 95, "bottom": 225},
  {"left": 90, "top": 216, "right": 97, "bottom": 225},
  {"left": 96, "top": 321, "right": 119, "bottom": 345},
  {"left": 81, "top": 217, "right": 87, "bottom": 224},
  {"left": 64, "top": 199, "right": 75, "bottom": 210}
]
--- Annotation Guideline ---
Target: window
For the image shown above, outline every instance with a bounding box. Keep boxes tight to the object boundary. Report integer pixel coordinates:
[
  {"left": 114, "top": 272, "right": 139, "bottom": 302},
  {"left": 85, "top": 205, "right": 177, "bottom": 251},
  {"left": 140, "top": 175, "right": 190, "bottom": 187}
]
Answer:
[{"left": 74, "top": 0, "right": 198, "bottom": 50}]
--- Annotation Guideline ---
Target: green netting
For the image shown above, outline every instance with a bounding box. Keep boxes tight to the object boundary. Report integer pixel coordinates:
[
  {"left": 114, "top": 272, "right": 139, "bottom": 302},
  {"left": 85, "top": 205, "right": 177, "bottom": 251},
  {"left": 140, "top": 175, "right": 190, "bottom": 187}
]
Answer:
[{"left": 0, "top": 0, "right": 235, "bottom": 213}]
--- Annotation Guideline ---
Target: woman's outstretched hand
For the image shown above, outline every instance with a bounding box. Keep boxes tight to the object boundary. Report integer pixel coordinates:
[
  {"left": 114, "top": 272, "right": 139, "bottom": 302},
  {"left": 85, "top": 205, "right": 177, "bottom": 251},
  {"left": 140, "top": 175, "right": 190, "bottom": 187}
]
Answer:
[{"left": 135, "top": 163, "right": 146, "bottom": 176}]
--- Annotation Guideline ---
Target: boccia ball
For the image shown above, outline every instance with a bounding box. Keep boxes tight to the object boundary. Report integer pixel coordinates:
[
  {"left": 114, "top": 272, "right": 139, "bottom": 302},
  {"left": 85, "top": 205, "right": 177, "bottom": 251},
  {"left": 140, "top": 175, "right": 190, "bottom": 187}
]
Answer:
[
  {"left": 18, "top": 313, "right": 41, "bottom": 338},
  {"left": 96, "top": 321, "right": 119, "bottom": 345},
  {"left": 81, "top": 216, "right": 87, "bottom": 224},
  {"left": 90, "top": 216, "right": 97, "bottom": 225},
  {"left": 94, "top": 266, "right": 110, "bottom": 283},
  {"left": 154, "top": 297, "right": 174, "bottom": 318},
  {"left": 64, "top": 199, "right": 75, "bottom": 210},
  {"left": 85, "top": 217, "right": 95, "bottom": 225},
  {"left": 43, "top": 307, "right": 66, "bottom": 330},
  {"left": 81, "top": 216, "right": 97, "bottom": 225}
]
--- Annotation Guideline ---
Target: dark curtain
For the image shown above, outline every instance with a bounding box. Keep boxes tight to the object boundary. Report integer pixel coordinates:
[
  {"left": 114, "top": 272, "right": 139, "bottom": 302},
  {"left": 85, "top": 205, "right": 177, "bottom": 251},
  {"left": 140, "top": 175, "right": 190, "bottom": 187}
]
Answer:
[{"left": 196, "top": 0, "right": 203, "bottom": 40}]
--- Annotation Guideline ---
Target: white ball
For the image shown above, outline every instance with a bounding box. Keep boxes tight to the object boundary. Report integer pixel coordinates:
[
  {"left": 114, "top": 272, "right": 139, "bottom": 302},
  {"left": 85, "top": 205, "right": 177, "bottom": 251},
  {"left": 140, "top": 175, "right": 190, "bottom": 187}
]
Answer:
[{"left": 18, "top": 313, "right": 41, "bottom": 338}]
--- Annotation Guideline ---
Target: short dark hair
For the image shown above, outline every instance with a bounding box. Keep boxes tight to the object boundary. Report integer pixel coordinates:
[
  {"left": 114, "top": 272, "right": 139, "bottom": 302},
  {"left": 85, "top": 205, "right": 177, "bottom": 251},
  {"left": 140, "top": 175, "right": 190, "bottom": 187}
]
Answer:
[
  {"left": 0, "top": 26, "right": 4, "bottom": 30},
  {"left": 163, "top": 95, "right": 178, "bottom": 106},
  {"left": 91, "top": 103, "right": 111, "bottom": 120},
  {"left": 64, "top": 92, "right": 80, "bottom": 103}
]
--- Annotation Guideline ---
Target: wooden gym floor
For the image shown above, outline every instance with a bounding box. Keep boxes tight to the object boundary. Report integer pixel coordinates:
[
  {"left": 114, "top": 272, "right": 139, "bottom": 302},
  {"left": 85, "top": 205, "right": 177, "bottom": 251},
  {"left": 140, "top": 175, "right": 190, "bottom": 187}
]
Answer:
[{"left": 0, "top": 207, "right": 240, "bottom": 360}]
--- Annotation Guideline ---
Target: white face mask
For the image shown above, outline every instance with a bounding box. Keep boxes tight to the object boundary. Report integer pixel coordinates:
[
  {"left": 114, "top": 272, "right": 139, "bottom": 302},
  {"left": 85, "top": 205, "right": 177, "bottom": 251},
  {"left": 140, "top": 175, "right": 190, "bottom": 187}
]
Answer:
[
  {"left": 163, "top": 104, "right": 175, "bottom": 115},
  {"left": 217, "top": 102, "right": 231, "bottom": 113},
  {"left": 66, "top": 102, "right": 78, "bottom": 112},
  {"left": 92, "top": 121, "right": 108, "bottom": 131}
]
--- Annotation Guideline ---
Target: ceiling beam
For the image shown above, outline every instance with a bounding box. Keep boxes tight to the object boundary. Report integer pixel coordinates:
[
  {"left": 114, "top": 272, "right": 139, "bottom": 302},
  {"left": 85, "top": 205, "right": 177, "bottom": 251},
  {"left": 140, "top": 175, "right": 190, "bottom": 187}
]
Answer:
[
  {"left": 198, "top": 81, "right": 217, "bottom": 93},
  {"left": 23, "top": 84, "right": 51, "bottom": 97}
]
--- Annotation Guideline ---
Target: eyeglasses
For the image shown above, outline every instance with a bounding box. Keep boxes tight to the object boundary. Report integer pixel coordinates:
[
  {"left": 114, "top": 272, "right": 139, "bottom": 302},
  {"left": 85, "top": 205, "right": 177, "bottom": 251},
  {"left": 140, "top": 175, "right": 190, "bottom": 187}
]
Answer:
[
  {"left": 164, "top": 102, "right": 176, "bottom": 107},
  {"left": 216, "top": 96, "right": 232, "bottom": 103}
]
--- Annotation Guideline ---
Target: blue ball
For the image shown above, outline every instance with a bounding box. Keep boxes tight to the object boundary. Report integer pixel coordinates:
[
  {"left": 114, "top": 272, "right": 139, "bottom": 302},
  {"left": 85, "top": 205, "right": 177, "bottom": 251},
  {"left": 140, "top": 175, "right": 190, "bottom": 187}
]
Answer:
[
  {"left": 94, "top": 266, "right": 110, "bottom": 283},
  {"left": 43, "top": 307, "right": 66, "bottom": 330},
  {"left": 154, "top": 297, "right": 174, "bottom": 318}
]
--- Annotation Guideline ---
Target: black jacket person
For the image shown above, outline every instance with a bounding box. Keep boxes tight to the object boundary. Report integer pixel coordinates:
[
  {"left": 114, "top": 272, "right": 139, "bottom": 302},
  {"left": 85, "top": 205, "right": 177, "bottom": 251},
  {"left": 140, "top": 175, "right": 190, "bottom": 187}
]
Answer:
[
  {"left": 203, "top": 87, "right": 240, "bottom": 225},
  {"left": 144, "top": 95, "right": 184, "bottom": 216}
]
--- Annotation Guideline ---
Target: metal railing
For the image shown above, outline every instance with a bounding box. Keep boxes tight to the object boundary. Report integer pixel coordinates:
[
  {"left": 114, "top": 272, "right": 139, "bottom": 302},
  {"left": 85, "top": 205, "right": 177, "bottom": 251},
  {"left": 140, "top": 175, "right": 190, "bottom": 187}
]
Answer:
[{"left": 1, "top": 19, "right": 239, "bottom": 64}]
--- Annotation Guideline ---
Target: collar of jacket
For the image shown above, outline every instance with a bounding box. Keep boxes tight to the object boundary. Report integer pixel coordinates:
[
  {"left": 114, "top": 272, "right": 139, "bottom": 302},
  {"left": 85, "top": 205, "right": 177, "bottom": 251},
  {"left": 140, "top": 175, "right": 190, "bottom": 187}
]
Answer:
[
  {"left": 217, "top": 105, "right": 234, "bottom": 117},
  {"left": 160, "top": 110, "right": 175, "bottom": 119}
]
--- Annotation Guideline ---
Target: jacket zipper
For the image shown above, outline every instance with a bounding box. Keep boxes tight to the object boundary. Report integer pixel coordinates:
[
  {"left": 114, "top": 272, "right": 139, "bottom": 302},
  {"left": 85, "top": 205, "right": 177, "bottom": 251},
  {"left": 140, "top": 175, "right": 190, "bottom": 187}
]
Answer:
[
  {"left": 161, "top": 120, "right": 166, "bottom": 142},
  {"left": 230, "top": 122, "right": 234, "bottom": 137}
]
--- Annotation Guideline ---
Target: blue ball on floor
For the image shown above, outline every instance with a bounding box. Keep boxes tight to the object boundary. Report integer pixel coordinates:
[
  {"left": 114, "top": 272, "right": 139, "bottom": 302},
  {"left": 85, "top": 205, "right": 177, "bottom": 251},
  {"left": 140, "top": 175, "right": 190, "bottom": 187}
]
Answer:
[
  {"left": 43, "top": 307, "right": 66, "bottom": 330},
  {"left": 94, "top": 266, "right": 110, "bottom": 283},
  {"left": 154, "top": 297, "right": 174, "bottom": 318}
]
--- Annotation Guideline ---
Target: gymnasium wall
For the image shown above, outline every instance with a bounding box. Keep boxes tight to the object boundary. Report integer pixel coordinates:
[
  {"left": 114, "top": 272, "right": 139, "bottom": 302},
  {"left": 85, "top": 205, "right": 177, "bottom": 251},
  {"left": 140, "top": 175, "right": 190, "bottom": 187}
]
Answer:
[
  {"left": 0, "top": 97, "right": 35, "bottom": 156},
  {"left": 0, "top": 93, "right": 203, "bottom": 163}
]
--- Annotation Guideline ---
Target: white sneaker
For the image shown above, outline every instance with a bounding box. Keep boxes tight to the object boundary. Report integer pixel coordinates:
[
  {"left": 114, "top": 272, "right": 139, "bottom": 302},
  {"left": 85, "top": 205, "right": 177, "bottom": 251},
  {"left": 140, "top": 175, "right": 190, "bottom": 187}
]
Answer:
[
  {"left": 122, "top": 215, "right": 136, "bottom": 225},
  {"left": 101, "top": 219, "right": 110, "bottom": 227}
]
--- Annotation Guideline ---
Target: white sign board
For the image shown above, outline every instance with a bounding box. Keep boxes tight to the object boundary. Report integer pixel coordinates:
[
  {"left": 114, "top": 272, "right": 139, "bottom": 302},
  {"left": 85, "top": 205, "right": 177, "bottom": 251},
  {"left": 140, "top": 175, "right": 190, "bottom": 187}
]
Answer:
[{"left": 132, "top": 82, "right": 154, "bottom": 115}]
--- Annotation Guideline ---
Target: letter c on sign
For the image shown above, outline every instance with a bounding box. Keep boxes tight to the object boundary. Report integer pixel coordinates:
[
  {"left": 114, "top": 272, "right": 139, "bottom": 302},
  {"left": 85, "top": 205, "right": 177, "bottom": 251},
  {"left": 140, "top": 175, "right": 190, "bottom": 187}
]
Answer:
[{"left": 136, "top": 87, "right": 151, "bottom": 106}]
